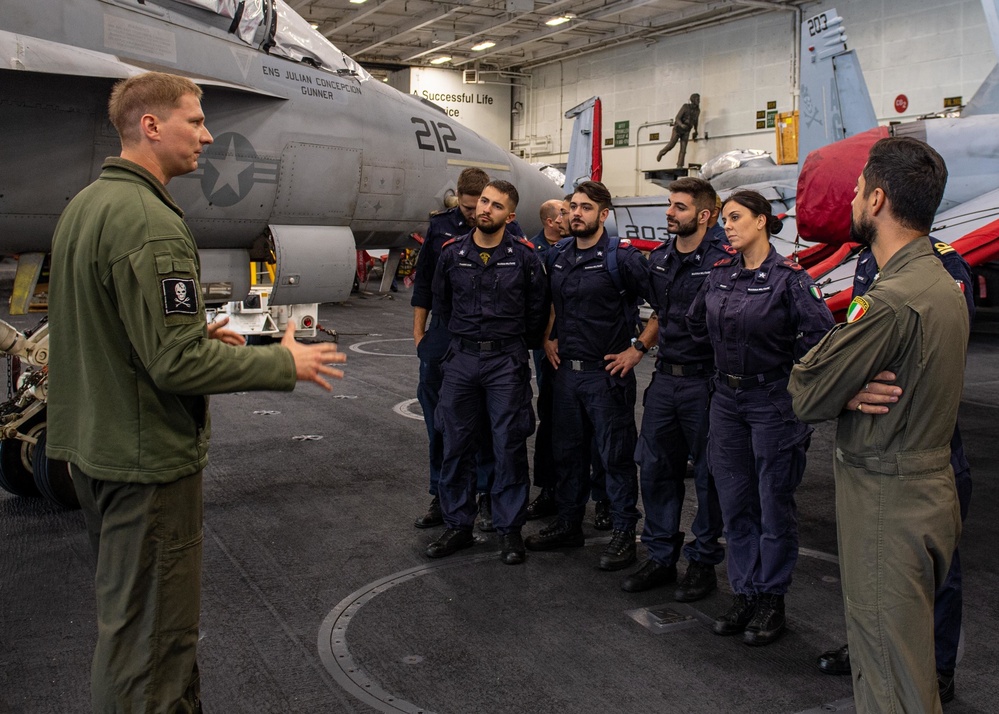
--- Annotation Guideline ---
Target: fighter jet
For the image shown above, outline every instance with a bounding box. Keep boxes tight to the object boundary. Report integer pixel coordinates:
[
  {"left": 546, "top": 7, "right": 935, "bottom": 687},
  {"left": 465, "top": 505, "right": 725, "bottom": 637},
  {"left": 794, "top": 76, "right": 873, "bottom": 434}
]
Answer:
[
  {"left": 0, "top": 0, "right": 563, "bottom": 311},
  {"left": 0, "top": 0, "right": 565, "bottom": 506},
  {"left": 797, "top": 0, "right": 999, "bottom": 319}
]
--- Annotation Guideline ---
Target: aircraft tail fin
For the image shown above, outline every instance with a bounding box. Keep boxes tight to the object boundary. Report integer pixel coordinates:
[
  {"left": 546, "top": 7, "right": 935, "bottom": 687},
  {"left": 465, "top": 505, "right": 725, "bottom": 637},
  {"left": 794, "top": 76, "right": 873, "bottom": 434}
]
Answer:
[
  {"left": 797, "top": 9, "right": 877, "bottom": 160},
  {"left": 964, "top": 64, "right": 999, "bottom": 115},
  {"left": 964, "top": 0, "right": 999, "bottom": 115},
  {"left": 564, "top": 97, "right": 603, "bottom": 188}
]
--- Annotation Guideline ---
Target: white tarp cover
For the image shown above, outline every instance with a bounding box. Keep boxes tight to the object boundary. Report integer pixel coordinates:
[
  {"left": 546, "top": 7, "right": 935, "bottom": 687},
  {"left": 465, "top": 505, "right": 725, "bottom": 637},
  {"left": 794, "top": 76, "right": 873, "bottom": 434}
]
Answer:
[
  {"left": 699, "top": 149, "right": 775, "bottom": 180},
  {"left": 270, "top": 0, "right": 369, "bottom": 80},
  {"left": 170, "top": 0, "right": 265, "bottom": 43},
  {"left": 169, "top": 0, "right": 369, "bottom": 80}
]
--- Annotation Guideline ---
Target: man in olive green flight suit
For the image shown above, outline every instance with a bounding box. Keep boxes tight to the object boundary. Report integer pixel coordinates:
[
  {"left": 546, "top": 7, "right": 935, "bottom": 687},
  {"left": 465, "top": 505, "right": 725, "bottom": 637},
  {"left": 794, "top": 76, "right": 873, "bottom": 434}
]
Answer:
[
  {"left": 47, "top": 72, "right": 346, "bottom": 713},
  {"left": 789, "top": 137, "right": 967, "bottom": 714}
]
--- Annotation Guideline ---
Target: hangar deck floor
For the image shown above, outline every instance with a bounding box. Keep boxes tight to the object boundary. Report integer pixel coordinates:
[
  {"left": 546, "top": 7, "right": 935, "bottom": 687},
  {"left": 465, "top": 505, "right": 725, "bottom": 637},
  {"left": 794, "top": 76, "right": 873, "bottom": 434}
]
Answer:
[{"left": 2, "top": 277, "right": 997, "bottom": 714}]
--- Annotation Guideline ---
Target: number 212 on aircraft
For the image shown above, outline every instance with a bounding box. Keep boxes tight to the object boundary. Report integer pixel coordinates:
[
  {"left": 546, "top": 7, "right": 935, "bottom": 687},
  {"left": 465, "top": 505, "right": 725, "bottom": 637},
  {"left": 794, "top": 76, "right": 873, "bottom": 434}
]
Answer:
[{"left": 412, "top": 117, "right": 462, "bottom": 154}]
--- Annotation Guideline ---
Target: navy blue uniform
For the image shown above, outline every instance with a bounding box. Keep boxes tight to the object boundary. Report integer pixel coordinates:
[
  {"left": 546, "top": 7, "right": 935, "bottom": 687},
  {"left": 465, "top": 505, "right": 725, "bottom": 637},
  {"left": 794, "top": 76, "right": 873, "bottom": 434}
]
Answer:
[
  {"left": 854, "top": 238, "right": 974, "bottom": 674},
  {"left": 687, "top": 246, "right": 833, "bottom": 596},
  {"left": 432, "top": 229, "right": 549, "bottom": 533},
  {"left": 549, "top": 232, "right": 651, "bottom": 530},
  {"left": 412, "top": 207, "right": 503, "bottom": 497},
  {"left": 637, "top": 233, "right": 734, "bottom": 569},
  {"left": 529, "top": 232, "right": 608, "bottom": 501}
]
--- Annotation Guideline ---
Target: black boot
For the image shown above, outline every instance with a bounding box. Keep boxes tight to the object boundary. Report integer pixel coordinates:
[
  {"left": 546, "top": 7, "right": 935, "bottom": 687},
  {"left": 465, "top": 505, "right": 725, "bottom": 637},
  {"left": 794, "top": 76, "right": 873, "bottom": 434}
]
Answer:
[
  {"left": 425, "top": 528, "right": 475, "bottom": 558},
  {"left": 592, "top": 499, "right": 612, "bottom": 531},
  {"left": 499, "top": 531, "right": 526, "bottom": 565},
  {"left": 526, "top": 488, "right": 557, "bottom": 520},
  {"left": 712, "top": 594, "right": 758, "bottom": 636},
  {"left": 599, "top": 529, "right": 637, "bottom": 571},
  {"left": 524, "top": 520, "right": 585, "bottom": 550},
  {"left": 817, "top": 644, "right": 851, "bottom": 675},
  {"left": 476, "top": 494, "right": 495, "bottom": 533},
  {"left": 674, "top": 560, "right": 717, "bottom": 602},
  {"left": 621, "top": 559, "right": 676, "bottom": 592},
  {"left": 413, "top": 496, "right": 443, "bottom": 529},
  {"left": 743, "top": 593, "right": 786, "bottom": 646}
]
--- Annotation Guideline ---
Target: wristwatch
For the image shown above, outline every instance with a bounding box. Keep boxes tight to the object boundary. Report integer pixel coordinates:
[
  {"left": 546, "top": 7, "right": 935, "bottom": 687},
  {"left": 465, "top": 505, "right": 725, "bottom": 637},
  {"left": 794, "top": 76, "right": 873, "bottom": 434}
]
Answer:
[{"left": 631, "top": 339, "right": 648, "bottom": 354}]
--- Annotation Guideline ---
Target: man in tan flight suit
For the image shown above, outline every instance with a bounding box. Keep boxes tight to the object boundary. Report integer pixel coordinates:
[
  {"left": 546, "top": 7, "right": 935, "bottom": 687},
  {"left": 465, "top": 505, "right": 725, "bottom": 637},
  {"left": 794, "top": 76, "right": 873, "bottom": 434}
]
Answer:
[{"left": 788, "top": 137, "right": 967, "bottom": 714}]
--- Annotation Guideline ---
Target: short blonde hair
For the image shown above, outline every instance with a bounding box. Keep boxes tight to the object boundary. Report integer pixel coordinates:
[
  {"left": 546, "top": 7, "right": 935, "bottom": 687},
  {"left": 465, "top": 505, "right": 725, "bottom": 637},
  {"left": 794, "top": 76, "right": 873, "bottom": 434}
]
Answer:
[{"left": 108, "top": 72, "right": 202, "bottom": 144}]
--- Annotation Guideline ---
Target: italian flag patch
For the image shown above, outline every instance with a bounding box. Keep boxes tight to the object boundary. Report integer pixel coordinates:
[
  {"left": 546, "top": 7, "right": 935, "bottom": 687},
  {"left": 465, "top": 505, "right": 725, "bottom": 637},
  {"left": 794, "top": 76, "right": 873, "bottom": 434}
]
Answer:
[
  {"left": 846, "top": 296, "right": 870, "bottom": 323},
  {"left": 809, "top": 285, "right": 823, "bottom": 301}
]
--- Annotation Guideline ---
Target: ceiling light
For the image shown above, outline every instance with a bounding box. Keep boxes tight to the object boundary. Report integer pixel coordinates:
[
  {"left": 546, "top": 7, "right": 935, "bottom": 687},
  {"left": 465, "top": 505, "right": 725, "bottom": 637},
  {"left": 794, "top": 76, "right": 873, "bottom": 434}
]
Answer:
[
  {"left": 471, "top": 41, "right": 496, "bottom": 51},
  {"left": 349, "top": 0, "right": 368, "bottom": 4},
  {"left": 309, "top": 21, "right": 320, "bottom": 29},
  {"left": 429, "top": 56, "right": 452, "bottom": 65},
  {"left": 545, "top": 15, "right": 573, "bottom": 27}
]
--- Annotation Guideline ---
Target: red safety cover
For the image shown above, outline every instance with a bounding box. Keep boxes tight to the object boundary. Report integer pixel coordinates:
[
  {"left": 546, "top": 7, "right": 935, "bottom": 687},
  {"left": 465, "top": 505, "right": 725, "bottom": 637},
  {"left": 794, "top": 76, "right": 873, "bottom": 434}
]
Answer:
[{"left": 796, "top": 126, "right": 890, "bottom": 246}]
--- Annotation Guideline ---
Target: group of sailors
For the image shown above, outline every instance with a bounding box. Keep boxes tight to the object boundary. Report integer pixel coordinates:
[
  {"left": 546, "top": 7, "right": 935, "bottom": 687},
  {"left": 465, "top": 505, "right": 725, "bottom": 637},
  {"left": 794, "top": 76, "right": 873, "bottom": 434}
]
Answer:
[{"left": 410, "top": 168, "right": 833, "bottom": 647}]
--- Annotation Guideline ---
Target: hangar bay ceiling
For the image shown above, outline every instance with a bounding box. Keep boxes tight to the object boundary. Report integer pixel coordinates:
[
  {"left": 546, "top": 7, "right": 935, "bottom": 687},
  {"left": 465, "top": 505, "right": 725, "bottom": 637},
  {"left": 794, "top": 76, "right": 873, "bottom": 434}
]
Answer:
[{"left": 289, "top": 0, "right": 810, "bottom": 77}]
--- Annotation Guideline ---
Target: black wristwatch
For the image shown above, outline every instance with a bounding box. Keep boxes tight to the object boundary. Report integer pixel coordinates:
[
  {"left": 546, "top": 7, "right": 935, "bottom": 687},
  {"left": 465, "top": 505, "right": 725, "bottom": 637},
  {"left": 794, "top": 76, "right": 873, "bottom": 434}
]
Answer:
[{"left": 631, "top": 339, "right": 648, "bottom": 354}]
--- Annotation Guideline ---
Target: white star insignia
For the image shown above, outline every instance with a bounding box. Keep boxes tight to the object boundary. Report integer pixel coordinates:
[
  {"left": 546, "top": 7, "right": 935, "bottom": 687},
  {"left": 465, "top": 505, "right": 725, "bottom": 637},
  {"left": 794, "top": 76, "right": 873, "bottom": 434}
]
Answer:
[{"left": 208, "top": 136, "right": 252, "bottom": 198}]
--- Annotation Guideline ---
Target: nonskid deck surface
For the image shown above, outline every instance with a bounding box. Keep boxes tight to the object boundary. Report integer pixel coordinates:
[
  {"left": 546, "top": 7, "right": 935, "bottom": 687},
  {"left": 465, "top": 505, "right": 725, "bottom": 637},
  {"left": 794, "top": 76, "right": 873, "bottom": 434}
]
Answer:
[{"left": 2, "top": 275, "right": 998, "bottom": 713}]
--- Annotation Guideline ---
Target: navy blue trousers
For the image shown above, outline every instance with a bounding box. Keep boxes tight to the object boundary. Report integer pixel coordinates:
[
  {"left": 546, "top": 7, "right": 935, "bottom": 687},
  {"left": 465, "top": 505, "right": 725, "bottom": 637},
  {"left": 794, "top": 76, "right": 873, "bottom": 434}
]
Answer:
[
  {"left": 552, "top": 366, "right": 639, "bottom": 530},
  {"left": 708, "top": 378, "right": 810, "bottom": 596},
  {"left": 636, "top": 371, "right": 723, "bottom": 567},
  {"left": 416, "top": 318, "right": 494, "bottom": 496},
  {"left": 532, "top": 351, "right": 607, "bottom": 500},
  {"left": 436, "top": 344, "right": 534, "bottom": 534}
]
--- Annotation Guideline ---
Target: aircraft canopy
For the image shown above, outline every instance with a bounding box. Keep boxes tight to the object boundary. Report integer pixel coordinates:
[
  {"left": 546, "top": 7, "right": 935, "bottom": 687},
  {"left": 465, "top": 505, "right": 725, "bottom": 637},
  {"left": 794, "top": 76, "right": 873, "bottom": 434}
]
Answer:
[{"left": 169, "top": 0, "right": 370, "bottom": 80}]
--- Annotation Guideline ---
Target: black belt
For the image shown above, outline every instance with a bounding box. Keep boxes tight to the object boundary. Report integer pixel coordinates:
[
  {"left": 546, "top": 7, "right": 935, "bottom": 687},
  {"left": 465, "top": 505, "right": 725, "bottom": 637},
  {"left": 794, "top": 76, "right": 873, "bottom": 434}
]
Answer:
[
  {"left": 656, "top": 361, "right": 712, "bottom": 377},
  {"left": 458, "top": 336, "right": 523, "bottom": 352},
  {"left": 563, "top": 359, "right": 608, "bottom": 372},
  {"left": 717, "top": 367, "right": 788, "bottom": 389}
]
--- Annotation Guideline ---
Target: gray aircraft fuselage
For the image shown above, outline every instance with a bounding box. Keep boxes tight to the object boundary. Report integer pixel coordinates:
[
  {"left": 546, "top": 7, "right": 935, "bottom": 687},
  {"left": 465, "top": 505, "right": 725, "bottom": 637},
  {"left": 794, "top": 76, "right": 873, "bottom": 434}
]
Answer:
[{"left": 0, "top": 0, "right": 562, "bottom": 302}]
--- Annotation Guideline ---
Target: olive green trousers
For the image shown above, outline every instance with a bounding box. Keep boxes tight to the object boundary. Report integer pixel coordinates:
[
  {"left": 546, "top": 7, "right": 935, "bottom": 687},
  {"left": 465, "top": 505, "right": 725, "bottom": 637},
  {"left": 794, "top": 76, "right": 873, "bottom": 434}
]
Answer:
[
  {"left": 835, "top": 462, "right": 959, "bottom": 714},
  {"left": 74, "top": 467, "right": 203, "bottom": 713}
]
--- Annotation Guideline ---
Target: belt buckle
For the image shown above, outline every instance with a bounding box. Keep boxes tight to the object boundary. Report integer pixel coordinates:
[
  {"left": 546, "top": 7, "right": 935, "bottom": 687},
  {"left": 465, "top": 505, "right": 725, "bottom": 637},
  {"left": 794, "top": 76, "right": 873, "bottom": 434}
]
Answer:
[
  {"left": 725, "top": 373, "right": 741, "bottom": 389},
  {"left": 670, "top": 364, "right": 685, "bottom": 377},
  {"left": 569, "top": 360, "right": 584, "bottom": 371},
  {"left": 480, "top": 340, "right": 495, "bottom": 351}
]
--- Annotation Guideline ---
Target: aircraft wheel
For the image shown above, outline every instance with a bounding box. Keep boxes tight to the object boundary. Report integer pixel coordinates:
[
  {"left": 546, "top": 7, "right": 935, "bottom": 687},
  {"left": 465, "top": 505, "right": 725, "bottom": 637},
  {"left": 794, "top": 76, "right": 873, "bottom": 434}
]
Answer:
[
  {"left": 0, "top": 415, "right": 44, "bottom": 498},
  {"left": 32, "top": 429, "right": 79, "bottom": 510}
]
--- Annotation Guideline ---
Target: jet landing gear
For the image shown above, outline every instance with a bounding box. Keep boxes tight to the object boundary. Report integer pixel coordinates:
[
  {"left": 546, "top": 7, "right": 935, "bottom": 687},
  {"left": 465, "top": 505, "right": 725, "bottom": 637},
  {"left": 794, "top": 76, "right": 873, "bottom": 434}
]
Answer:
[
  {"left": 0, "top": 393, "right": 78, "bottom": 510},
  {"left": 0, "top": 318, "right": 79, "bottom": 510},
  {"left": 0, "top": 412, "right": 43, "bottom": 498}
]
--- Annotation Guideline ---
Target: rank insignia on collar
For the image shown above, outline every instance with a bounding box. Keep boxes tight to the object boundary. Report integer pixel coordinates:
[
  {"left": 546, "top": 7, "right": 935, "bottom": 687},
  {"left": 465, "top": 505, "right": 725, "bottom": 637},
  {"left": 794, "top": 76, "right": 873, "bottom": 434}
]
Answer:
[
  {"left": 758, "top": 271, "right": 767, "bottom": 280},
  {"left": 846, "top": 296, "right": 870, "bottom": 323}
]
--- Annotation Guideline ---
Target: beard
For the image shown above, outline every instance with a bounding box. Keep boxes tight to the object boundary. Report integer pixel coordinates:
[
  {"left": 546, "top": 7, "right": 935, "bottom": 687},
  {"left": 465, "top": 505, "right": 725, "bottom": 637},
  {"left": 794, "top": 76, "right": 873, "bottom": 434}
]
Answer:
[
  {"left": 850, "top": 212, "right": 877, "bottom": 248},
  {"left": 571, "top": 216, "right": 601, "bottom": 239},
  {"left": 476, "top": 213, "right": 506, "bottom": 235},
  {"left": 668, "top": 215, "right": 699, "bottom": 237}
]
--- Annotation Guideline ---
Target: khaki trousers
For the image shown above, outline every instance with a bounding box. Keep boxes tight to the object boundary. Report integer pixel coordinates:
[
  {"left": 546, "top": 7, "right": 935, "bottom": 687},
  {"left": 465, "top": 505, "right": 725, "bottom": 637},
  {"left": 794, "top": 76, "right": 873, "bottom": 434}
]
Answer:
[{"left": 835, "top": 462, "right": 960, "bottom": 714}]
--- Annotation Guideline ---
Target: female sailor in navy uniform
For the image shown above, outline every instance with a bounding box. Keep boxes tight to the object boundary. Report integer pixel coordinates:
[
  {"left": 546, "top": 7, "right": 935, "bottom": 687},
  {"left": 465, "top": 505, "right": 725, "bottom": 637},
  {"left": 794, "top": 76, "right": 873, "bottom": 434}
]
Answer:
[{"left": 687, "top": 190, "right": 834, "bottom": 646}]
